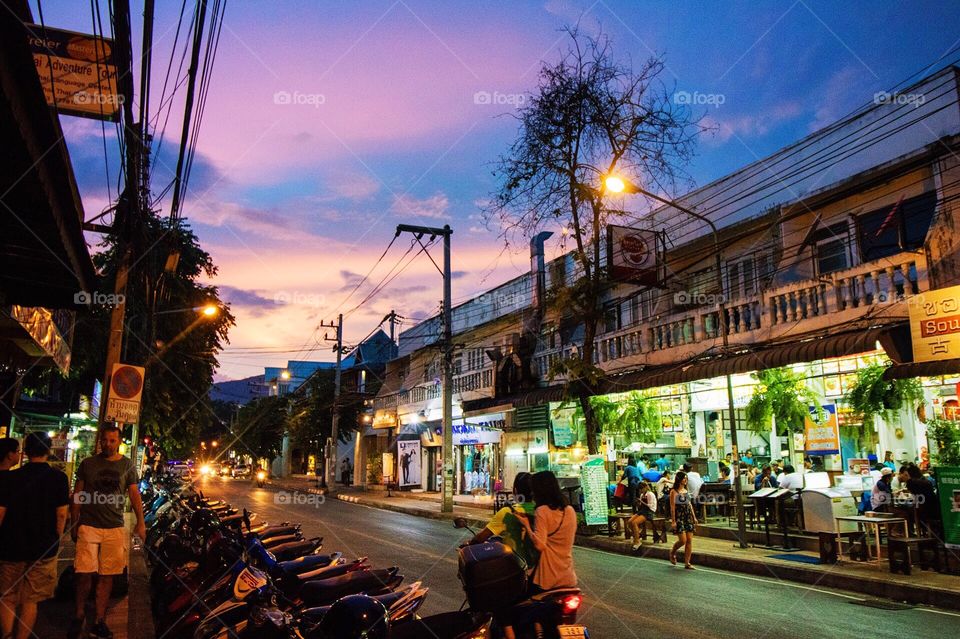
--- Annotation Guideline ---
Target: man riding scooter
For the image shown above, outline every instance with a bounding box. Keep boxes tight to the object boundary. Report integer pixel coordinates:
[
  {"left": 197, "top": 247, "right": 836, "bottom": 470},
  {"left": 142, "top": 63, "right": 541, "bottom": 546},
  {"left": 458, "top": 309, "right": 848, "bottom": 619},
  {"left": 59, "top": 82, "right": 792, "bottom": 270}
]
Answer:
[{"left": 255, "top": 466, "right": 267, "bottom": 488}]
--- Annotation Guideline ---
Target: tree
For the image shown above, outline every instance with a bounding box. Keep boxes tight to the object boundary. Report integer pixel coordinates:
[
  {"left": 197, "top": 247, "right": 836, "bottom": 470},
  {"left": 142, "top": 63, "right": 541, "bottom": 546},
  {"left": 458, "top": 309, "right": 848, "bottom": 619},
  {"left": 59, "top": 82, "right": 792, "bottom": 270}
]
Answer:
[
  {"left": 234, "top": 395, "right": 289, "bottom": 461},
  {"left": 287, "top": 369, "right": 362, "bottom": 463},
  {"left": 486, "top": 28, "right": 702, "bottom": 453},
  {"left": 58, "top": 213, "right": 234, "bottom": 456}
]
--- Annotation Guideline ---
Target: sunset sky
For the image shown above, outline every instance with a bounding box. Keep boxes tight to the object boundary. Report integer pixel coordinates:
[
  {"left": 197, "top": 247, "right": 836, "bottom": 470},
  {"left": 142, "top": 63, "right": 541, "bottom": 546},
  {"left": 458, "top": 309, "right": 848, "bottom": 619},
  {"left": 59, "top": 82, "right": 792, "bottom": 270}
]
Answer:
[{"left": 36, "top": 0, "right": 960, "bottom": 380}]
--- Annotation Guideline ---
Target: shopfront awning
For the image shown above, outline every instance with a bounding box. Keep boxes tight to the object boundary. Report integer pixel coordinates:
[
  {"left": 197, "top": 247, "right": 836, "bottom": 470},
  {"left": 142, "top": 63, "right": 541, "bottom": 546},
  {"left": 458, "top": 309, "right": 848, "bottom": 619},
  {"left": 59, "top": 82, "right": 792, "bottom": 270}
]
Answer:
[
  {"left": 463, "top": 324, "right": 904, "bottom": 412},
  {"left": 604, "top": 325, "right": 899, "bottom": 393},
  {"left": 883, "top": 358, "right": 960, "bottom": 380}
]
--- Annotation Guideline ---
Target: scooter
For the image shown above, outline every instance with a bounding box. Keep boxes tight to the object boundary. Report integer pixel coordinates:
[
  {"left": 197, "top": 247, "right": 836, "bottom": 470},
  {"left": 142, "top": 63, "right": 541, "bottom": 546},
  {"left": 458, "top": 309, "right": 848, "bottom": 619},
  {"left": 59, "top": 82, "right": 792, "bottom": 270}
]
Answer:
[{"left": 256, "top": 469, "right": 267, "bottom": 488}]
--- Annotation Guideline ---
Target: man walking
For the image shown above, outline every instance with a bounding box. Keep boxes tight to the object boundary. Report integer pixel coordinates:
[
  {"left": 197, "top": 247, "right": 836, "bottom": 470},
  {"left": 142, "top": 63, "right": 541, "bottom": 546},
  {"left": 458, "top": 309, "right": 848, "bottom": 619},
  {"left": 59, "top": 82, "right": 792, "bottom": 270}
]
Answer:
[
  {"left": 69, "top": 425, "right": 145, "bottom": 639},
  {"left": 0, "top": 432, "right": 69, "bottom": 639}
]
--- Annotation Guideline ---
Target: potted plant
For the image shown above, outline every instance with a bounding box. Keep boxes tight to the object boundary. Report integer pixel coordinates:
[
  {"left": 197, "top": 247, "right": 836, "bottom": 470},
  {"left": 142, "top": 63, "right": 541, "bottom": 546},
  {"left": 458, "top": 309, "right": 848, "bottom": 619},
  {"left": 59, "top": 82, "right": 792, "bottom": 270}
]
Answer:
[
  {"left": 746, "top": 367, "right": 823, "bottom": 459},
  {"left": 843, "top": 361, "right": 924, "bottom": 428},
  {"left": 926, "top": 417, "right": 960, "bottom": 466}
]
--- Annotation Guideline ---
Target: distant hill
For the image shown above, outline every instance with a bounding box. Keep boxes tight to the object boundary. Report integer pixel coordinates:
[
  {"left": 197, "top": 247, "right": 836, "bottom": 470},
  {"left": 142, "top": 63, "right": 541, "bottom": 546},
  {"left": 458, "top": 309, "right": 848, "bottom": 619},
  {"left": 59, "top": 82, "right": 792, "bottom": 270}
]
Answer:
[{"left": 210, "top": 375, "right": 265, "bottom": 405}]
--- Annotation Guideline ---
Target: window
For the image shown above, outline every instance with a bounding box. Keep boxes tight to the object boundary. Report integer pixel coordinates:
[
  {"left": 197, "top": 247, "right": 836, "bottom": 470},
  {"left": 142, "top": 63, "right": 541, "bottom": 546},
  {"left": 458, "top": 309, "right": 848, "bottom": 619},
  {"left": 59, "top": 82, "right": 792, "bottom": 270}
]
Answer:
[
  {"left": 602, "top": 301, "right": 620, "bottom": 333},
  {"left": 727, "top": 251, "right": 775, "bottom": 299},
  {"left": 856, "top": 191, "right": 937, "bottom": 261},
  {"left": 813, "top": 222, "right": 850, "bottom": 275},
  {"left": 622, "top": 289, "right": 655, "bottom": 326}
]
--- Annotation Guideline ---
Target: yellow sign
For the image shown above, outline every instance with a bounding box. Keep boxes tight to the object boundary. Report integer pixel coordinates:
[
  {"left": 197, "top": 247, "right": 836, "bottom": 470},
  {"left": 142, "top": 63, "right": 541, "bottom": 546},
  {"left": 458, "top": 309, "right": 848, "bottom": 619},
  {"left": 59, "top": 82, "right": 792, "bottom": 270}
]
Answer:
[{"left": 909, "top": 284, "right": 960, "bottom": 362}]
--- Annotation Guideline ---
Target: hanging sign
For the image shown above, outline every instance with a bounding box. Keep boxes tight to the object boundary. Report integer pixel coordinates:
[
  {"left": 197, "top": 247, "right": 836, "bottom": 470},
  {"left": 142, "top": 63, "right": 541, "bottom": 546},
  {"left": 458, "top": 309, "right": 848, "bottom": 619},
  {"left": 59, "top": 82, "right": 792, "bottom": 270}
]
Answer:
[
  {"left": 607, "top": 225, "right": 664, "bottom": 286},
  {"left": 804, "top": 404, "right": 840, "bottom": 455},
  {"left": 104, "top": 363, "right": 144, "bottom": 424},
  {"left": 27, "top": 24, "right": 120, "bottom": 121}
]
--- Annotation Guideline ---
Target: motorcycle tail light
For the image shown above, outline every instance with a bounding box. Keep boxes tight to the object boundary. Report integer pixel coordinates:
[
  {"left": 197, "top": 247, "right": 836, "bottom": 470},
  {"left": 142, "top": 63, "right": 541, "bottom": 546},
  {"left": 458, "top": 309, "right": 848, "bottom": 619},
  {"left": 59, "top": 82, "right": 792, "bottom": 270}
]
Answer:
[{"left": 562, "top": 594, "right": 582, "bottom": 612}]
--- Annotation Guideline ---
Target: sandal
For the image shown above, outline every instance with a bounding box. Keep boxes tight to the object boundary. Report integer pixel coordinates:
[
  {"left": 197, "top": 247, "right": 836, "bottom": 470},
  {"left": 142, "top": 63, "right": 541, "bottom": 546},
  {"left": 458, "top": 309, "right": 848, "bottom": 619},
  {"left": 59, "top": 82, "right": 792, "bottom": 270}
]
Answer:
[
  {"left": 685, "top": 564, "right": 695, "bottom": 570},
  {"left": 669, "top": 550, "right": 677, "bottom": 565}
]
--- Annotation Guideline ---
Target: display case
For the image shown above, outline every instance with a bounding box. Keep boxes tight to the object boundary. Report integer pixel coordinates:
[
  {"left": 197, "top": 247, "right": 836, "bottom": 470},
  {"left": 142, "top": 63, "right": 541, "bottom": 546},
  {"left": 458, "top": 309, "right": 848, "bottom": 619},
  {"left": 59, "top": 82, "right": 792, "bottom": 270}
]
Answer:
[{"left": 802, "top": 487, "right": 858, "bottom": 533}]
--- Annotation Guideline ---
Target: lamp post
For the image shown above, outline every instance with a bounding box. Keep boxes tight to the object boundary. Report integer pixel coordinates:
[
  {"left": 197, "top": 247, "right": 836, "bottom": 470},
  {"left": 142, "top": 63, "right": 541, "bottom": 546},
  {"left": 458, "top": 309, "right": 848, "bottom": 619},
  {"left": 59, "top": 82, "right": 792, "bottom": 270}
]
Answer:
[{"left": 602, "top": 174, "right": 749, "bottom": 549}]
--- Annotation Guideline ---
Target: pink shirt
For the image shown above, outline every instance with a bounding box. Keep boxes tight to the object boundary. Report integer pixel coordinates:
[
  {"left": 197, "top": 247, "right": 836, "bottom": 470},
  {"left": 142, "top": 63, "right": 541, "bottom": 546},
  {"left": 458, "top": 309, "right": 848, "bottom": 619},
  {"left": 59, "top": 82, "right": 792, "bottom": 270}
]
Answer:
[{"left": 530, "top": 505, "right": 577, "bottom": 589}]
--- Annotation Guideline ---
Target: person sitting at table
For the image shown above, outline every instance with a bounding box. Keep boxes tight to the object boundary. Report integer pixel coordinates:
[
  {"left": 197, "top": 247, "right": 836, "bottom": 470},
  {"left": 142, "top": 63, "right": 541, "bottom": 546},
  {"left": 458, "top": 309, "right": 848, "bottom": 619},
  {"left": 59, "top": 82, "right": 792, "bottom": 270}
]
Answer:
[
  {"left": 777, "top": 465, "right": 803, "bottom": 490},
  {"left": 655, "top": 471, "right": 673, "bottom": 501},
  {"left": 870, "top": 467, "right": 894, "bottom": 512},
  {"left": 741, "top": 450, "right": 755, "bottom": 466},
  {"left": 754, "top": 465, "right": 778, "bottom": 490},
  {"left": 628, "top": 481, "right": 658, "bottom": 551},
  {"left": 718, "top": 464, "right": 732, "bottom": 485},
  {"left": 904, "top": 463, "right": 940, "bottom": 533}
]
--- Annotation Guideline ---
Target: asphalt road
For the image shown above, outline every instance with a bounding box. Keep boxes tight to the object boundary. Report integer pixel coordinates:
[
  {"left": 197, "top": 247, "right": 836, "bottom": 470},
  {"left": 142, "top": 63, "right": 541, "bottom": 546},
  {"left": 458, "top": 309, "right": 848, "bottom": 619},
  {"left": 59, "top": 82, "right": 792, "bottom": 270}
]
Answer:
[{"left": 201, "top": 477, "right": 960, "bottom": 639}]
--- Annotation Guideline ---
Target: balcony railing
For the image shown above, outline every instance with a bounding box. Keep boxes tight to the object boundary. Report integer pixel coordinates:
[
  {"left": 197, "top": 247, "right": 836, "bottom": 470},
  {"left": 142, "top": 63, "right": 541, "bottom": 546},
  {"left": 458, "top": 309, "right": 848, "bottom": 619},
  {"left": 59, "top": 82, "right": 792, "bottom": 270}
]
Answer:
[
  {"left": 540, "top": 252, "right": 926, "bottom": 374},
  {"left": 374, "top": 366, "right": 495, "bottom": 411}
]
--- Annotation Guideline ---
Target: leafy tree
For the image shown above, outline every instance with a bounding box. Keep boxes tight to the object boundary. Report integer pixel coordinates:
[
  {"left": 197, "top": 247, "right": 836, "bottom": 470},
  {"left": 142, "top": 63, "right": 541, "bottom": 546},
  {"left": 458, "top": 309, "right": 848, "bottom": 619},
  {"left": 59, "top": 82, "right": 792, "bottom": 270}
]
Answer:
[
  {"left": 486, "top": 28, "right": 701, "bottom": 453},
  {"left": 561, "top": 391, "right": 663, "bottom": 445},
  {"left": 233, "top": 395, "right": 289, "bottom": 461},
  {"left": 58, "top": 213, "right": 234, "bottom": 456}
]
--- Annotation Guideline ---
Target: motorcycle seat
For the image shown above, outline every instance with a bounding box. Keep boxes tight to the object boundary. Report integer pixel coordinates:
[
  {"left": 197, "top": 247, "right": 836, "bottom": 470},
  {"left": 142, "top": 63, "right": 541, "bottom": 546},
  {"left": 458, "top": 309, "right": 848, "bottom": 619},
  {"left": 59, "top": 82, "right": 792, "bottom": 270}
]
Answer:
[
  {"left": 270, "top": 537, "right": 322, "bottom": 562},
  {"left": 530, "top": 586, "right": 581, "bottom": 602},
  {"left": 295, "top": 558, "right": 364, "bottom": 582},
  {"left": 299, "top": 568, "right": 401, "bottom": 606},
  {"left": 276, "top": 552, "right": 340, "bottom": 577},
  {"left": 297, "top": 588, "right": 408, "bottom": 625},
  {"left": 249, "top": 524, "right": 299, "bottom": 541}
]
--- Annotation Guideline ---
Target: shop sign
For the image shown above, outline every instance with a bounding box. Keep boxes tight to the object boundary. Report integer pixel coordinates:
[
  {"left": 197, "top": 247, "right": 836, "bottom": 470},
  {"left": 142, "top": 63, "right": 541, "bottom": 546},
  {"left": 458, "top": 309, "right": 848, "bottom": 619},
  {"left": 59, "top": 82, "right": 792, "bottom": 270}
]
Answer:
[
  {"left": 804, "top": 404, "right": 840, "bottom": 455},
  {"left": 935, "top": 466, "right": 960, "bottom": 549},
  {"left": 580, "top": 456, "right": 608, "bottom": 526},
  {"left": 453, "top": 424, "right": 501, "bottom": 445},
  {"left": 909, "top": 284, "right": 960, "bottom": 362},
  {"left": 27, "top": 24, "right": 120, "bottom": 121},
  {"left": 552, "top": 421, "right": 574, "bottom": 447},
  {"left": 607, "top": 225, "right": 664, "bottom": 285},
  {"left": 373, "top": 411, "right": 397, "bottom": 429},
  {"left": 104, "top": 363, "right": 144, "bottom": 424}
]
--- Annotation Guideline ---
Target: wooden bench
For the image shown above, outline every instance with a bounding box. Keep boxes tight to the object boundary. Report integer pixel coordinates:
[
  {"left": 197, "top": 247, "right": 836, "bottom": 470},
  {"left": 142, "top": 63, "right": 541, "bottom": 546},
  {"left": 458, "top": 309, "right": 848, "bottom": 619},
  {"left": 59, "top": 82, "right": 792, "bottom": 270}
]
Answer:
[
  {"left": 608, "top": 513, "right": 633, "bottom": 539},
  {"left": 638, "top": 516, "right": 669, "bottom": 543},
  {"left": 888, "top": 536, "right": 941, "bottom": 575}
]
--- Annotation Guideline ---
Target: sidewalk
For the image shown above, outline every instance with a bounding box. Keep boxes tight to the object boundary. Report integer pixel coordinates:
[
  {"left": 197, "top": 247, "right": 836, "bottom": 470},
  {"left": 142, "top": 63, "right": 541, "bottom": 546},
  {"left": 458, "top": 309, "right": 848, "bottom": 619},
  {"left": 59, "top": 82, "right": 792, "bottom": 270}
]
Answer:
[
  {"left": 269, "top": 476, "right": 960, "bottom": 611},
  {"left": 35, "top": 514, "right": 153, "bottom": 639}
]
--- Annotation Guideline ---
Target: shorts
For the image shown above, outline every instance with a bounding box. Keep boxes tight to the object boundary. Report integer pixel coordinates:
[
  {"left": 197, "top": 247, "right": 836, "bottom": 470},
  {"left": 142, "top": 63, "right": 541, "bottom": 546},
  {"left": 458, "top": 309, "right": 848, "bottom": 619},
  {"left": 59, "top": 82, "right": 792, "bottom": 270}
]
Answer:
[
  {"left": 0, "top": 557, "right": 58, "bottom": 605},
  {"left": 75, "top": 525, "right": 128, "bottom": 576}
]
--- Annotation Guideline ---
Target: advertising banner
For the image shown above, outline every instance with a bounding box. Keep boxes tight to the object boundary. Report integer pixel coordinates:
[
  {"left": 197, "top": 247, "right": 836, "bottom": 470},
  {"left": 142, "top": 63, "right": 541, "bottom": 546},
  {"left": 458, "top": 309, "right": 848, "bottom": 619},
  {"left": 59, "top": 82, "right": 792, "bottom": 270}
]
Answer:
[
  {"left": 580, "top": 456, "right": 608, "bottom": 526},
  {"left": 935, "top": 466, "right": 960, "bottom": 549},
  {"left": 804, "top": 404, "right": 840, "bottom": 455},
  {"left": 397, "top": 440, "right": 422, "bottom": 487}
]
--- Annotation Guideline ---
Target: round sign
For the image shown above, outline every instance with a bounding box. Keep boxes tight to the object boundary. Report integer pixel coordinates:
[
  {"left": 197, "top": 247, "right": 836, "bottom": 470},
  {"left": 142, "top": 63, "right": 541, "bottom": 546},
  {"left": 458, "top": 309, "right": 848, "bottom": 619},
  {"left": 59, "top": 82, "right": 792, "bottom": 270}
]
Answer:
[
  {"left": 620, "top": 233, "right": 650, "bottom": 267},
  {"left": 111, "top": 366, "right": 143, "bottom": 399}
]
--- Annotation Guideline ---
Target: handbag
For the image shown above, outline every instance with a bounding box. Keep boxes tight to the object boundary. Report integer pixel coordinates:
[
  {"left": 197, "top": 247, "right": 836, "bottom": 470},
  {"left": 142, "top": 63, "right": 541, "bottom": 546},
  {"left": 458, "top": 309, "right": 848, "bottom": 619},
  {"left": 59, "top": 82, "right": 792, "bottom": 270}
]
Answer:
[{"left": 613, "top": 482, "right": 627, "bottom": 500}]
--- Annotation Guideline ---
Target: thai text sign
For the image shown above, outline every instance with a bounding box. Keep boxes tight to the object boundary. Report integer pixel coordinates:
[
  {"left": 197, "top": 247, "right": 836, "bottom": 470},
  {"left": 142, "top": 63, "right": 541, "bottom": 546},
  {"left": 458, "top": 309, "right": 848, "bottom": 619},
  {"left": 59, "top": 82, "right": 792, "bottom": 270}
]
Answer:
[
  {"left": 580, "top": 456, "right": 608, "bottom": 526},
  {"left": 104, "top": 363, "right": 144, "bottom": 424},
  {"left": 909, "top": 284, "right": 960, "bottom": 362}
]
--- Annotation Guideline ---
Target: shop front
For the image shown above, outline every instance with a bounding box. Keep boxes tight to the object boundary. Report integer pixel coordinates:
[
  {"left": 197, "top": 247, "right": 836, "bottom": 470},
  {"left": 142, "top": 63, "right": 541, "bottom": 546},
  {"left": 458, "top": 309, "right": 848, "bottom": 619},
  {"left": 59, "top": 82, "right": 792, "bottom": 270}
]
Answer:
[{"left": 453, "top": 417, "right": 504, "bottom": 495}]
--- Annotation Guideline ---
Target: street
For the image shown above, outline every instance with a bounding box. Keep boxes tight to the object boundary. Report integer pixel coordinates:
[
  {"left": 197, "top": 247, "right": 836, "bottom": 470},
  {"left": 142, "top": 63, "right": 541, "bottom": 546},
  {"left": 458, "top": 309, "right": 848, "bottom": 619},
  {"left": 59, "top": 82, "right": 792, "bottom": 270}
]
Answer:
[{"left": 202, "top": 478, "right": 960, "bottom": 639}]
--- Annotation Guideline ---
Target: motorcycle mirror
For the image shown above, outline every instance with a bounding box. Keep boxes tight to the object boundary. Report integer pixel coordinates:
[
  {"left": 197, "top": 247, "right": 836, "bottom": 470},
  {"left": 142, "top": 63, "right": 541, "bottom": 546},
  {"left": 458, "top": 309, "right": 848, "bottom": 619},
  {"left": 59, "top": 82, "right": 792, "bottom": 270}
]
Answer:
[{"left": 453, "top": 517, "right": 468, "bottom": 529}]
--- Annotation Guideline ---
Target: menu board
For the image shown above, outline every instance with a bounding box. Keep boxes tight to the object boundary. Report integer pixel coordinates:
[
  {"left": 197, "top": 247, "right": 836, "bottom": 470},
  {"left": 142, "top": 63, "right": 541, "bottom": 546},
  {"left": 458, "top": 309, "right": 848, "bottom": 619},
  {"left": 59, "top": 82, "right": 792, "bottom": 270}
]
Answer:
[{"left": 580, "top": 456, "right": 608, "bottom": 526}]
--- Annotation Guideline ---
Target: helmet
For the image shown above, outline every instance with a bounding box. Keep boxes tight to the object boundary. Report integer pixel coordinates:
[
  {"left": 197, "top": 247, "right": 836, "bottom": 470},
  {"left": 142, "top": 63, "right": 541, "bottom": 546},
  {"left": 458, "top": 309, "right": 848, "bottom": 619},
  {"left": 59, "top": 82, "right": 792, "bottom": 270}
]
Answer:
[
  {"left": 189, "top": 508, "right": 220, "bottom": 534},
  {"left": 318, "top": 595, "right": 389, "bottom": 639}
]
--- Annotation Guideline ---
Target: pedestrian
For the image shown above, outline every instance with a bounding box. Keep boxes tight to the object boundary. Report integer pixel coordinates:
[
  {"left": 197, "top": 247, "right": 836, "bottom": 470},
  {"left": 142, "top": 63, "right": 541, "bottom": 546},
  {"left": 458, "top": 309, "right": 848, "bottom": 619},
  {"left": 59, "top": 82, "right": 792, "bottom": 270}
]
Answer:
[
  {"left": 0, "top": 438, "right": 19, "bottom": 473},
  {"left": 669, "top": 470, "right": 698, "bottom": 569},
  {"left": 628, "top": 481, "right": 657, "bottom": 551},
  {"left": 68, "top": 425, "right": 146, "bottom": 639},
  {"left": 0, "top": 432, "right": 69, "bottom": 639},
  {"left": 512, "top": 471, "right": 577, "bottom": 639}
]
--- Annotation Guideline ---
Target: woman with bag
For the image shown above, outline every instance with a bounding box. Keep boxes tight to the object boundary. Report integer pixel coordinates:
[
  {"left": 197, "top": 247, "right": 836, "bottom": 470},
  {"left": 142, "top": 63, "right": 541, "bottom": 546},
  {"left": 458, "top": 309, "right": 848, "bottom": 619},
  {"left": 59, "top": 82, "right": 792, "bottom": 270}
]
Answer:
[
  {"left": 511, "top": 471, "right": 577, "bottom": 639},
  {"left": 669, "top": 470, "right": 698, "bottom": 569}
]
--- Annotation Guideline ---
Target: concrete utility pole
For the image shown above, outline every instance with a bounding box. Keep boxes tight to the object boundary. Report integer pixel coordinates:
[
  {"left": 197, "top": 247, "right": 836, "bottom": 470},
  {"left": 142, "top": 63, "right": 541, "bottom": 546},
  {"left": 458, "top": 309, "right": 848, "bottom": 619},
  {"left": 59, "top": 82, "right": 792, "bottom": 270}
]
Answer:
[
  {"left": 396, "top": 224, "right": 454, "bottom": 513},
  {"left": 321, "top": 315, "right": 343, "bottom": 489}
]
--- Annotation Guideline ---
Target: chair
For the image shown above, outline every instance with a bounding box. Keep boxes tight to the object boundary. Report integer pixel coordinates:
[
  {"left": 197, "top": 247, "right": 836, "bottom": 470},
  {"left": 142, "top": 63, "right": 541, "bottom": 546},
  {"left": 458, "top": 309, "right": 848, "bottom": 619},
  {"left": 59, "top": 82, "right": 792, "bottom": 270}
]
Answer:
[{"left": 888, "top": 536, "right": 941, "bottom": 575}]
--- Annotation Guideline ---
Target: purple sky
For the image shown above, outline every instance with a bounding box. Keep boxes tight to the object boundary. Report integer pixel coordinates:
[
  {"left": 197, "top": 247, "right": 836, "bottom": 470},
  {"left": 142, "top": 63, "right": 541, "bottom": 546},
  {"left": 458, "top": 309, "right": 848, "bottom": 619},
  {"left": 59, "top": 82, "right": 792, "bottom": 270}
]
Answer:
[{"left": 37, "top": 1, "right": 960, "bottom": 380}]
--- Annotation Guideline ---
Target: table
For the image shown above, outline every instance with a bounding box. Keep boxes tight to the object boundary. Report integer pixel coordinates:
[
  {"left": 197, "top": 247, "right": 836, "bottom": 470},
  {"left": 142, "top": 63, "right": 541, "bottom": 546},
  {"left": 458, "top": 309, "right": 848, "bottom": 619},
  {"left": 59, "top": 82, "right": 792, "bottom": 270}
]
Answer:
[{"left": 834, "top": 516, "right": 908, "bottom": 562}]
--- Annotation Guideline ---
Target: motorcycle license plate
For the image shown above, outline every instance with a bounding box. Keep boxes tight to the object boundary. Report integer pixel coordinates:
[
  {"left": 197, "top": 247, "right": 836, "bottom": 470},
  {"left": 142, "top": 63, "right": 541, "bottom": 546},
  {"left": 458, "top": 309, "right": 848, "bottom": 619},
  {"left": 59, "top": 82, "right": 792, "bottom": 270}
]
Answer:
[{"left": 558, "top": 625, "right": 588, "bottom": 638}]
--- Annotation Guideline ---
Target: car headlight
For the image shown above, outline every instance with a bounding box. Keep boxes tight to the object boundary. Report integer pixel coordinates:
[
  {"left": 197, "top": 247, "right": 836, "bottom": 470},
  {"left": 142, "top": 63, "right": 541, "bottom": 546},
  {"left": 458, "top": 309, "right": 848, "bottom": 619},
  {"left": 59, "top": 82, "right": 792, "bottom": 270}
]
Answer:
[{"left": 200, "top": 465, "right": 211, "bottom": 476}]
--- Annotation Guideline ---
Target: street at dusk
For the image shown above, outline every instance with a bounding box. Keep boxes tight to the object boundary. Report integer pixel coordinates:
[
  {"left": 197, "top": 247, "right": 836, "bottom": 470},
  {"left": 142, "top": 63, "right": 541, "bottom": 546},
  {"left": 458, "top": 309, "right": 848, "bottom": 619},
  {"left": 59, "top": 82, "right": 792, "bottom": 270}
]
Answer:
[{"left": 3, "top": 1, "right": 960, "bottom": 638}]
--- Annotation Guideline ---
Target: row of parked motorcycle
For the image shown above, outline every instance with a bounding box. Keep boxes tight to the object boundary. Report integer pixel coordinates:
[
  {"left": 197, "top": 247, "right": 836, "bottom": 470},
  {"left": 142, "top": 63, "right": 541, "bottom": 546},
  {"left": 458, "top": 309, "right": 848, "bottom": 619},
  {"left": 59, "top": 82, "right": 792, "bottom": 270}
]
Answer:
[{"left": 142, "top": 472, "right": 588, "bottom": 638}]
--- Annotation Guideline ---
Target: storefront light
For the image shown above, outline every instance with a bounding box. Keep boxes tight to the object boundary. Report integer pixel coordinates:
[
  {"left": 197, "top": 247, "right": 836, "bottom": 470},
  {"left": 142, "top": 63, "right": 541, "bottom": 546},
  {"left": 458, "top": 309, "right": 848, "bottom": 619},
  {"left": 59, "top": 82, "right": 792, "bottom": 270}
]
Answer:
[
  {"left": 572, "top": 443, "right": 585, "bottom": 459},
  {"left": 505, "top": 447, "right": 525, "bottom": 457},
  {"left": 67, "top": 440, "right": 80, "bottom": 450}
]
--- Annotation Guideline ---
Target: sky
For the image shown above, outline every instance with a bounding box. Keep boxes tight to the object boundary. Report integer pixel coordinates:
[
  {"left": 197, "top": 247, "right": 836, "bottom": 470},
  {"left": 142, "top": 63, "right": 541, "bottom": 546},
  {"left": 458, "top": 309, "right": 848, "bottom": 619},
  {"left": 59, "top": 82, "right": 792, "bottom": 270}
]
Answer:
[{"left": 35, "top": 0, "right": 960, "bottom": 381}]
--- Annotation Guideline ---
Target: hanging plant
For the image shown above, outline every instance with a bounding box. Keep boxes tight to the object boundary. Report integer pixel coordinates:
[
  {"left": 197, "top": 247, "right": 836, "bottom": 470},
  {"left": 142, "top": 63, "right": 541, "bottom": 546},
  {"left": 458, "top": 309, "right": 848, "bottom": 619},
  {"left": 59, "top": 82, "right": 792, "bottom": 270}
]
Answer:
[
  {"left": 926, "top": 417, "right": 960, "bottom": 466},
  {"left": 556, "top": 392, "right": 663, "bottom": 444},
  {"left": 843, "top": 362, "right": 924, "bottom": 428},
  {"left": 745, "top": 367, "right": 823, "bottom": 435}
]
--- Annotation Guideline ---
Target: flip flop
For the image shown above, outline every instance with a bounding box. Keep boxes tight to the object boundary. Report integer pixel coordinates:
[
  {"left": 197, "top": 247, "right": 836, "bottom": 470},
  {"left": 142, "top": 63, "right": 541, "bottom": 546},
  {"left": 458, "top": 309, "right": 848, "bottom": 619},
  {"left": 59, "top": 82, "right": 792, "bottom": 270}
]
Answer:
[{"left": 669, "top": 550, "right": 677, "bottom": 565}]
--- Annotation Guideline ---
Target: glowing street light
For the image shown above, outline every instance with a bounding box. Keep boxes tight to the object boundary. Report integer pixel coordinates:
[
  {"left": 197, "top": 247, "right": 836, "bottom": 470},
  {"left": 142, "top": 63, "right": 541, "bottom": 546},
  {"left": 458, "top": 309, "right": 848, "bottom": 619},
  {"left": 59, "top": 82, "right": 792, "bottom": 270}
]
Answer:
[
  {"left": 280, "top": 370, "right": 291, "bottom": 380},
  {"left": 201, "top": 304, "right": 219, "bottom": 317}
]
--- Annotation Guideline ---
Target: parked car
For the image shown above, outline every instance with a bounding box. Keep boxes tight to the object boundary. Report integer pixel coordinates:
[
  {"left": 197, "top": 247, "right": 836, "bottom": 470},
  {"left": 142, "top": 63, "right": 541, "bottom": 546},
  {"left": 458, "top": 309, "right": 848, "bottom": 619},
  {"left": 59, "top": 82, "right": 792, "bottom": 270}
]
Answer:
[
  {"left": 231, "top": 463, "right": 251, "bottom": 478},
  {"left": 218, "top": 463, "right": 234, "bottom": 477}
]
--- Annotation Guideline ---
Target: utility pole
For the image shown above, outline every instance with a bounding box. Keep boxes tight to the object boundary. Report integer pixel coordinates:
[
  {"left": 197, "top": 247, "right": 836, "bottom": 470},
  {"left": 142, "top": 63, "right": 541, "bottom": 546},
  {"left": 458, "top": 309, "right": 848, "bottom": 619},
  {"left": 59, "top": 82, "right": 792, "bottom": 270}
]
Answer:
[
  {"left": 386, "top": 310, "right": 398, "bottom": 345},
  {"left": 396, "top": 224, "right": 454, "bottom": 512},
  {"left": 97, "top": 0, "right": 139, "bottom": 443},
  {"left": 321, "top": 315, "right": 343, "bottom": 490}
]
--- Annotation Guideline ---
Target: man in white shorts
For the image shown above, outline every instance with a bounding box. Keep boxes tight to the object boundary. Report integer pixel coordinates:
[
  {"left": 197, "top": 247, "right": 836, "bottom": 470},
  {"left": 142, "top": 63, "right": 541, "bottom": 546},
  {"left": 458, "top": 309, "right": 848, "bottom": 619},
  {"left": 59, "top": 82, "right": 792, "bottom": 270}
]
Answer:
[{"left": 69, "top": 425, "right": 145, "bottom": 639}]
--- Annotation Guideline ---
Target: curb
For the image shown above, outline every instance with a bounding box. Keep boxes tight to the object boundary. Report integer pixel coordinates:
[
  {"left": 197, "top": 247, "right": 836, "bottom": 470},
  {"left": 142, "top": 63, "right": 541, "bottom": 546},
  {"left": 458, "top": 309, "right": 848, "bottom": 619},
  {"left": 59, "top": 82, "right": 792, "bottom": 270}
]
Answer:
[{"left": 575, "top": 535, "right": 960, "bottom": 612}]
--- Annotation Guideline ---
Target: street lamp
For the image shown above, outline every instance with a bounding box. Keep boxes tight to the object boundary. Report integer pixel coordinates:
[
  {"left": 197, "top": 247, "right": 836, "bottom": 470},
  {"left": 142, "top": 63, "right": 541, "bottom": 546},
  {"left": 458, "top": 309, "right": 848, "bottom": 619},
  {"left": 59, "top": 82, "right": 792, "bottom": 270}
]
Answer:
[
  {"left": 601, "top": 172, "right": 749, "bottom": 549},
  {"left": 280, "top": 370, "right": 291, "bottom": 380}
]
